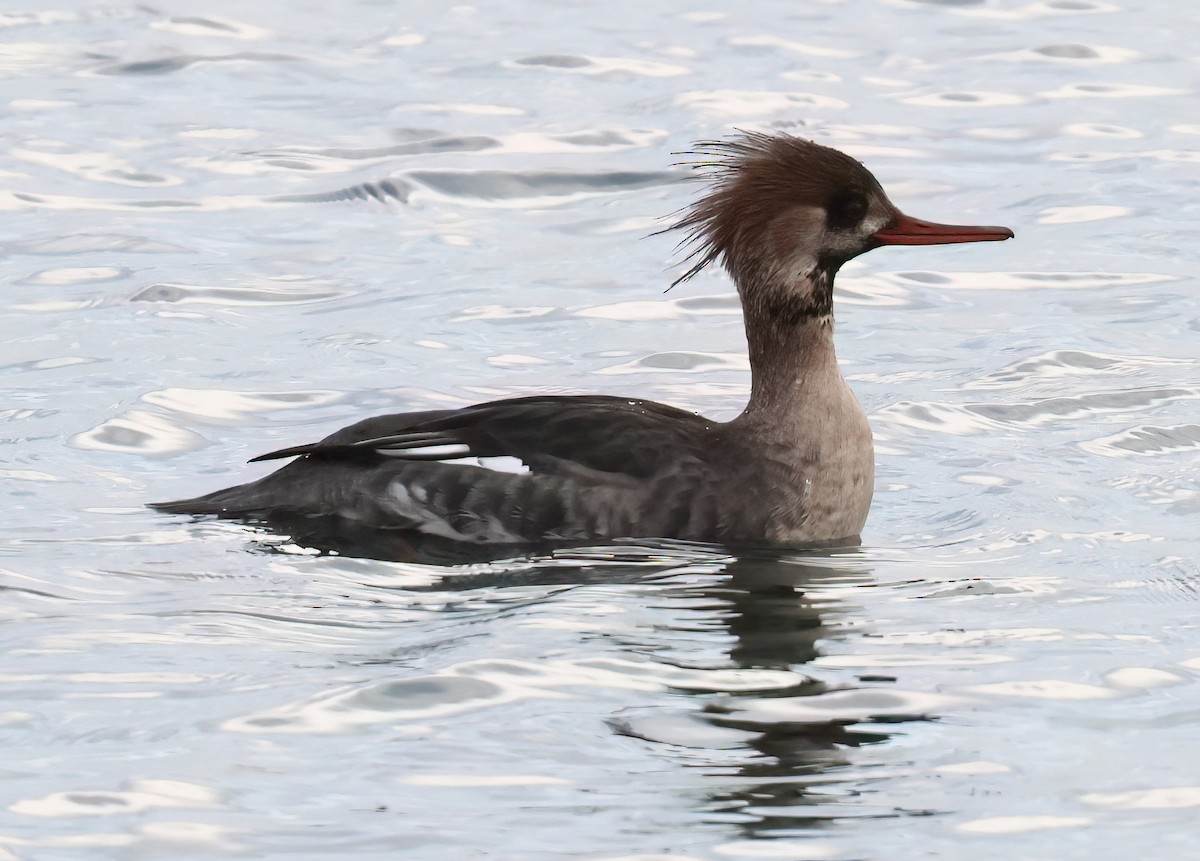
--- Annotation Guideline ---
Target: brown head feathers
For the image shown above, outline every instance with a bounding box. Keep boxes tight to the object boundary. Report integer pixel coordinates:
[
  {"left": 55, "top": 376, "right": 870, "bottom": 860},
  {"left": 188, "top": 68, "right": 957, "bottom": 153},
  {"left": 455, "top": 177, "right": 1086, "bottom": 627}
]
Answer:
[{"left": 666, "top": 132, "right": 892, "bottom": 288}]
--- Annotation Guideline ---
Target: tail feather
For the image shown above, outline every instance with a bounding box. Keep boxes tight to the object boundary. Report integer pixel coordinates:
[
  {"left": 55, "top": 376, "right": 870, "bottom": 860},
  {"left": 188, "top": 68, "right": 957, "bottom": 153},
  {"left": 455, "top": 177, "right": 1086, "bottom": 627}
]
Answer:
[
  {"left": 148, "top": 486, "right": 259, "bottom": 516},
  {"left": 149, "top": 458, "right": 414, "bottom": 526},
  {"left": 149, "top": 459, "right": 354, "bottom": 519}
]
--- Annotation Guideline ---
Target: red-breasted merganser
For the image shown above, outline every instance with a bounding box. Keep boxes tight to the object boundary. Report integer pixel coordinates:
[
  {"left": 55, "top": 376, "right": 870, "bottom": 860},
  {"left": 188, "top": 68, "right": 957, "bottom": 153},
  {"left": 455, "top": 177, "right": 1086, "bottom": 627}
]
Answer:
[{"left": 153, "top": 133, "right": 1012, "bottom": 545}]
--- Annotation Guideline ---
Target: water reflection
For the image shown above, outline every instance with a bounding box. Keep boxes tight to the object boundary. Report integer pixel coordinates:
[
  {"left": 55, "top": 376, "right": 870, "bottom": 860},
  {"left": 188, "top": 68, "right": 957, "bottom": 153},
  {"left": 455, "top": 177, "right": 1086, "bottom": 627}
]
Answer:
[
  {"left": 249, "top": 518, "right": 920, "bottom": 838},
  {"left": 670, "top": 555, "right": 917, "bottom": 838}
]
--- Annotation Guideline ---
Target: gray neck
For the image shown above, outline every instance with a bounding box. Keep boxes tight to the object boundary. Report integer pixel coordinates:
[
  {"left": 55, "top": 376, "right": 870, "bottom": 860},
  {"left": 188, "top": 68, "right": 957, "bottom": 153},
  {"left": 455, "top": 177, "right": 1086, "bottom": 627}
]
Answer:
[{"left": 736, "top": 268, "right": 843, "bottom": 423}]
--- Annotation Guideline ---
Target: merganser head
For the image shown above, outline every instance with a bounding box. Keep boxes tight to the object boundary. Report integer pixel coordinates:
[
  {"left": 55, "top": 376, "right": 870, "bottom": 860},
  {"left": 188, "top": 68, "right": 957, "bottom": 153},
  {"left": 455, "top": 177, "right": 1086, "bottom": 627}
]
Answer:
[{"left": 670, "top": 132, "right": 1013, "bottom": 321}]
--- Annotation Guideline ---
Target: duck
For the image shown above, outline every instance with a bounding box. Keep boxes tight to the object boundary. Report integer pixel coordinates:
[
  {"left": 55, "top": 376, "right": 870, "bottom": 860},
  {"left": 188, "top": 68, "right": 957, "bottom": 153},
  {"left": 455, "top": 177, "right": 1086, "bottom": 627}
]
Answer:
[{"left": 153, "top": 132, "right": 1012, "bottom": 546}]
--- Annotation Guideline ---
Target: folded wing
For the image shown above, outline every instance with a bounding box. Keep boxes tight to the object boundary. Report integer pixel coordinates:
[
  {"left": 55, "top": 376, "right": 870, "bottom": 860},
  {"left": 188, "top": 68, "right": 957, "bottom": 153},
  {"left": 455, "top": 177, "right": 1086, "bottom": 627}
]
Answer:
[{"left": 249, "top": 395, "right": 713, "bottom": 481}]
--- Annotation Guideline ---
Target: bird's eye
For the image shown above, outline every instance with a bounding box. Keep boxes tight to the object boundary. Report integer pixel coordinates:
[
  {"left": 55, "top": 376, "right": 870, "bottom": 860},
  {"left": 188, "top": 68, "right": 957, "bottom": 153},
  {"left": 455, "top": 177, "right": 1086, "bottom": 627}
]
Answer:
[{"left": 827, "top": 192, "right": 868, "bottom": 230}]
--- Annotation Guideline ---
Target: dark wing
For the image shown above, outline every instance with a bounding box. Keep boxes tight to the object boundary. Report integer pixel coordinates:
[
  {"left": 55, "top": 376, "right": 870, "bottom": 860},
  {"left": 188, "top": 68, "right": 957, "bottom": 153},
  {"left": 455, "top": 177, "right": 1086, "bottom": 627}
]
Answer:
[{"left": 248, "top": 395, "right": 714, "bottom": 480}]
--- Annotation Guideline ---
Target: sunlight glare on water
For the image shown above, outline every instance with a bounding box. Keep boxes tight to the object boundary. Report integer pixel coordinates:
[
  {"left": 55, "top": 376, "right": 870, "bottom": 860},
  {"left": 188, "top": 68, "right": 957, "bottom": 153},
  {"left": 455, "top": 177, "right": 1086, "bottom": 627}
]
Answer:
[{"left": 1, "top": 1, "right": 1198, "bottom": 859}]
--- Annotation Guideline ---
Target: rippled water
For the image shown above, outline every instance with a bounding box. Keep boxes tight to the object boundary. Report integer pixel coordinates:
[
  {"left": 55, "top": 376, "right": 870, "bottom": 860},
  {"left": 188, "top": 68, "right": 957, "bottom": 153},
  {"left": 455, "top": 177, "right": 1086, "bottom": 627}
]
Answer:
[{"left": 3, "top": 1, "right": 1199, "bottom": 858}]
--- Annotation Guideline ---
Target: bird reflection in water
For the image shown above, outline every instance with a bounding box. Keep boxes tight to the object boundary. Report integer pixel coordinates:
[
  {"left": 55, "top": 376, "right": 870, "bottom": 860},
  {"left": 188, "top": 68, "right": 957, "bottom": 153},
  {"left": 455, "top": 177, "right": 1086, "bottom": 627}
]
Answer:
[{"left": 251, "top": 520, "right": 928, "bottom": 838}]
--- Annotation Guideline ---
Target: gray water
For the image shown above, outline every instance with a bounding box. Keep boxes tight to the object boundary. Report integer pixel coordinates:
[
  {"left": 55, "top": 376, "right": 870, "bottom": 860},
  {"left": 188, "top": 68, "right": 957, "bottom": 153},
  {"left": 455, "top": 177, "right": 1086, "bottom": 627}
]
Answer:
[{"left": 3, "top": 1, "right": 1199, "bottom": 858}]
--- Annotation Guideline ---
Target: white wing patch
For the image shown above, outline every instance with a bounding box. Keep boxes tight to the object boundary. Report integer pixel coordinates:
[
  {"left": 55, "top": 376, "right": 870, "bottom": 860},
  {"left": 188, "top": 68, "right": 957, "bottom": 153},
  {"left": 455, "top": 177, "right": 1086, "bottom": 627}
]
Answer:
[
  {"left": 378, "top": 444, "right": 471, "bottom": 458},
  {"left": 444, "top": 455, "right": 531, "bottom": 475},
  {"left": 375, "top": 446, "right": 529, "bottom": 476}
]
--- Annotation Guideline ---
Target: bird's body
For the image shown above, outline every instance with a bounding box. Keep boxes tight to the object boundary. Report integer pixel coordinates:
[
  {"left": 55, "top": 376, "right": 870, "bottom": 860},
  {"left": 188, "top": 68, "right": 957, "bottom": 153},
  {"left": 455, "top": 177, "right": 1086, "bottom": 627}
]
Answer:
[{"left": 154, "top": 133, "right": 1011, "bottom": 547}]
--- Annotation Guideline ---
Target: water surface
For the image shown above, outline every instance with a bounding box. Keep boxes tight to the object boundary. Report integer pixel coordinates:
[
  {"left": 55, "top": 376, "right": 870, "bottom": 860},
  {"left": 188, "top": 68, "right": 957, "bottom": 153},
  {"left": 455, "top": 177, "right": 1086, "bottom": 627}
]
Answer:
[{"left": 2, "top": 1, "right": 1199, "bottom": 858}]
